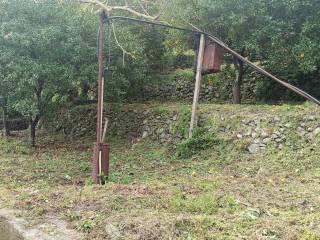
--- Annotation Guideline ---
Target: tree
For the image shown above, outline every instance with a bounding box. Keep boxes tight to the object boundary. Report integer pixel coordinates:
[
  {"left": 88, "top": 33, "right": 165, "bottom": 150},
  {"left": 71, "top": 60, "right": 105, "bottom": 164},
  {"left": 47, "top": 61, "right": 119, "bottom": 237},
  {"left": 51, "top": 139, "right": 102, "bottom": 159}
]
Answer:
[
  {"left": 247, "top": 0, "right": 320, "bottom": 101},
  {"left": 0, "top": 4, "right": 12, "bottom": 137},
  {"left": 233, "top": 53, "right": 248, "bottom": 104},
  {"left": 80, "top": 0, "right": 171, "bottom": 102},
  {"left": 165, "top": 0, "right": 271, "bottom": 104},
  {"left": 91, "top": 21, "right": 169, "bottom": 103},
  {"left": 0, "top": 97, "right": 10, "bottom": 137},
  {"left": 0, "top": 0, "right": 97, "bottom": 145},
  {"left": 0, "top": 70, "right": 9, "bottom": 137}
]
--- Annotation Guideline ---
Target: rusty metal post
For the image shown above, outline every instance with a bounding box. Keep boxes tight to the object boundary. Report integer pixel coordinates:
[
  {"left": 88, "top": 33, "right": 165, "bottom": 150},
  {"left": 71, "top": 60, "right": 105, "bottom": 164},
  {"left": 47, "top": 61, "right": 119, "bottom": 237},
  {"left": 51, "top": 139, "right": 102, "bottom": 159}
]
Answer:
[
  {"left": 100, "top": 144, "right": 110, "bottom": 184},
  {"left": 92, "top": 10, "right": 107, "bottom": 184}
]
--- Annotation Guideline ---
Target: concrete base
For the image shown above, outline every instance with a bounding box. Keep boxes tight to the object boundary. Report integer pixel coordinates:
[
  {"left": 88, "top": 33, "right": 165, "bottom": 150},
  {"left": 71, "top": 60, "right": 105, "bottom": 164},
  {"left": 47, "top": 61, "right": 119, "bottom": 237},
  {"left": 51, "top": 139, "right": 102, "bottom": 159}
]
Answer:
[
  {"left": 0, "top": 209, "right": 82, "bottom": 240},
  {"left": 0, "top": 216, "right": 24, "bottom": 240}
]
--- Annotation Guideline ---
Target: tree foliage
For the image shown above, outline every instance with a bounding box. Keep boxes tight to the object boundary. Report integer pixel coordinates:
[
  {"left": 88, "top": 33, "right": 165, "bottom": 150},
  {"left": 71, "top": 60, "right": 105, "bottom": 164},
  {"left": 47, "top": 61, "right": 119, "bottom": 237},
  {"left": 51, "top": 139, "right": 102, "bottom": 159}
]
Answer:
[{"left": 0, "top": 0, "right": 97, "bottom": 144}]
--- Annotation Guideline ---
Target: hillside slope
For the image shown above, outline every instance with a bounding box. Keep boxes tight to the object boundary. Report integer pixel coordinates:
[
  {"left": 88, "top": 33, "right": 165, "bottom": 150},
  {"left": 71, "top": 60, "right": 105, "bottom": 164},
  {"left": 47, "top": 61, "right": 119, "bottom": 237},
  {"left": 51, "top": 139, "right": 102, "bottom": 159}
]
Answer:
[{"left": 0, "top": 103, "right": 320, "bottom": 240}]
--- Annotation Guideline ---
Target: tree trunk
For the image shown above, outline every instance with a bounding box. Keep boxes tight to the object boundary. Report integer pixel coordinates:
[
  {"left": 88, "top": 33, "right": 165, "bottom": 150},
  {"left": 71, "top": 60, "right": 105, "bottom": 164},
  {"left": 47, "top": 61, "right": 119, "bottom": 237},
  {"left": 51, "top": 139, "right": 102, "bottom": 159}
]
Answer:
[
  {"left": 1, "top": 105, "right": 10, "bottom": 137},
  {"left": 30, "top": 122, "right": 36, "bottom": 147},
  {"left": 30, "top": 115, "right": 40, "bottom": 147},
  {"left": 81, "top": 80, "right": 90, "bottom": 100},
  {"left": 233, "top": 59, "right": 244, "bottom": 104}
]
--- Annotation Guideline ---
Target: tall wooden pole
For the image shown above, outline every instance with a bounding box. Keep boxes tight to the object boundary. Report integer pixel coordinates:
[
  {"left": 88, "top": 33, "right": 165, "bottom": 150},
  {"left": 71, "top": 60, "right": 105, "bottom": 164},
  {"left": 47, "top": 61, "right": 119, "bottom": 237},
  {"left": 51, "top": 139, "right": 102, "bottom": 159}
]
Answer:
[
  {"left": 92, "top": 10, "right": 106, "bottom": 184},
  {"left": 189, "top": 34, "right": 205, "bottom": 138}
]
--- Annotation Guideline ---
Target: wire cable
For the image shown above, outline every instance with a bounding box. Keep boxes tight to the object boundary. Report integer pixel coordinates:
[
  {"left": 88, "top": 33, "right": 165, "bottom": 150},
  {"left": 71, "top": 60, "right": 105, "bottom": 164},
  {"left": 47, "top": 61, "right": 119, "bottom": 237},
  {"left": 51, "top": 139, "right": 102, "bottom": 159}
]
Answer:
[{"left": 107, "top": 15, "right": 320, "bottom": 105}]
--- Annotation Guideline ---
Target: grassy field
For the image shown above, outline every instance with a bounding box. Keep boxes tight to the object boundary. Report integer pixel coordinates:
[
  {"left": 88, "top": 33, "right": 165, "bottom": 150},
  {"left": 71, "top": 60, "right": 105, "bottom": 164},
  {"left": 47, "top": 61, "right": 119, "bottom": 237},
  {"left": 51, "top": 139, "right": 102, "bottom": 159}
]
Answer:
[{"left": 0, "top": 103, "right": 320, "bottom": 240}]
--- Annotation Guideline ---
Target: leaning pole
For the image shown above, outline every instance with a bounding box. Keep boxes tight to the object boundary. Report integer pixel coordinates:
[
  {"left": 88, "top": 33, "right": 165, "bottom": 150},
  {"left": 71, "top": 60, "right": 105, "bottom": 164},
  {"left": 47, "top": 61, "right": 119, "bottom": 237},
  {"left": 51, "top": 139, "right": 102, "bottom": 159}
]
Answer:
[{"left": 92, "top": 10, "right": 110, "bottom": 184}]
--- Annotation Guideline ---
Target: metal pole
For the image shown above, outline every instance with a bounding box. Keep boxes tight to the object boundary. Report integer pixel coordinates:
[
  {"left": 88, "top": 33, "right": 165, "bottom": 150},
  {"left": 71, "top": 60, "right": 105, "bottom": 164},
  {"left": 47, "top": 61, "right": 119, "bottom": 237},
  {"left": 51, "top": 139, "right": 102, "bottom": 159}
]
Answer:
[
  {"left": 92, "top": 10, "right": 106, "bottom": 184},
  {"left": 189, "top": 34, "right": 205, "bottom": 138}
]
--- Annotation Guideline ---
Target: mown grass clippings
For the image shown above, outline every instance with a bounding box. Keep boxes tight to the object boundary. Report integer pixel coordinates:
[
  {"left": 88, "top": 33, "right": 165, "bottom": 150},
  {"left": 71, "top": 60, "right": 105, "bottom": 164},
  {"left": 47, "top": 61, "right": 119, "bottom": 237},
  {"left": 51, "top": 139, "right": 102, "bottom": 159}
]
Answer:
[{"left": 0, "top": 103, "right": 320, "bottom": 239}]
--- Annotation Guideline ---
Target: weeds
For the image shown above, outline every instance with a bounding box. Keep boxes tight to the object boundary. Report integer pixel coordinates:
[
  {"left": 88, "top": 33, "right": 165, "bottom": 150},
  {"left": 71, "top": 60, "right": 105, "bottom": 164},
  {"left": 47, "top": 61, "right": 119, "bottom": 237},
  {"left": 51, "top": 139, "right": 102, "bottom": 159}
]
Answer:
[
  {"left": 77, "top": 218, "right": 96, "bottom": 232},
  {"left": 170, "top": 192, "right": 218, "bottom": 214},
  {"left": 107, "top": 171, "right": 133, "bottom": 184},
  {"left": 176, "top": 127, "right": 219, "bottom": 158},
  {"left": 152, "top": 105, "right": 170, "bottom": 115},
  {"left": 300, "top": 231, "right": 320, "bottom": 240},
  {"left": 173, "top": 106, "right": 192, "bottom": 138}
]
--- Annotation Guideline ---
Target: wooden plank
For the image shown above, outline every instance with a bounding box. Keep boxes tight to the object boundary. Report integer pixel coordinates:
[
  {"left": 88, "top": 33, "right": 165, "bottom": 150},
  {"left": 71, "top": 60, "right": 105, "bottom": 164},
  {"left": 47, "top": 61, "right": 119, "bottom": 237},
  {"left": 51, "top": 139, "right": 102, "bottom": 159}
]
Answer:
[{"left": 189, "top": 34, "right": 205, "bottom": 138}]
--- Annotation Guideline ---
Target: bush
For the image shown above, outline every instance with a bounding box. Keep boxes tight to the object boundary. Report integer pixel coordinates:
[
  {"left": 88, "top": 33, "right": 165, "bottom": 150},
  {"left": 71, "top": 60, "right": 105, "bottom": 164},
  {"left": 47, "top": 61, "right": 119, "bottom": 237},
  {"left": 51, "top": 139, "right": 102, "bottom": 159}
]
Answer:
[
  {"left": 176, "top": 127, "right": 219, "bottom": 158},
  {"left": 255, "top": 71, "right": 320, "bottom": 104}
]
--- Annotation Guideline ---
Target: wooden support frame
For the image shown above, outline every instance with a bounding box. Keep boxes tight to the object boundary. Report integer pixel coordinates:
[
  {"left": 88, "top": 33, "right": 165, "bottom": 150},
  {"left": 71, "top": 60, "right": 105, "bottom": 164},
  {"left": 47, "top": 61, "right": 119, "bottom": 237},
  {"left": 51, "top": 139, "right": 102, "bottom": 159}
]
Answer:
[
  {"left": 89, "top": 14, "right": 320, "bottom": 184},
  {"left": 92, "top": 10, "right": 107, "bottom": 184},
  {"left": 189, "top": 34, "right": 205, "bottom": 138}
]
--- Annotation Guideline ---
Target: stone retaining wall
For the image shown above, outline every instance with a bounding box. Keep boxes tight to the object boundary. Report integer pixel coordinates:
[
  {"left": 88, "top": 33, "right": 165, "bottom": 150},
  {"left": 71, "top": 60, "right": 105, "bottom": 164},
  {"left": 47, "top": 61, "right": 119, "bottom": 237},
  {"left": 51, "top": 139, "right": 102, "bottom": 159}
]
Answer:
[
  {"left": 47, "top": 104, "right": 320, "bottom": 153},
  {"left": 131, "top": 69, "right": 256, "bottom": 102},
  {"left": 235, "top": 115, "right": 320, "bottom": 154},
  {"left": 0, "top": 119, "right": 29, "bottom": 131},
  {"left": 46, "top": 105, "right": 183, "bottom": 144}
]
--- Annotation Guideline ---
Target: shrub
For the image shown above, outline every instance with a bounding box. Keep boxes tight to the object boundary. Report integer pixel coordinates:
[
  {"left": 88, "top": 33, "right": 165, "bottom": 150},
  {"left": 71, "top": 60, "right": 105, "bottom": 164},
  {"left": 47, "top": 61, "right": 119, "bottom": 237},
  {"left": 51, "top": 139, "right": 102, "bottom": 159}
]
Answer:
[{"left": 176, "top": 127, "right": 219, "bottom": 158}]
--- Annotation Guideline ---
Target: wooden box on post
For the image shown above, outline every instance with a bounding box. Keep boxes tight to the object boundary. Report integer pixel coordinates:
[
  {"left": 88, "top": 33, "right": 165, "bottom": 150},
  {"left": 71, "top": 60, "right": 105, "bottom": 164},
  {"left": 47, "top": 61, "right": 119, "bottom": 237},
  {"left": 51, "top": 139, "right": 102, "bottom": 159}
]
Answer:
[{"left": 202, "top": 40, "right": 223, "bottom": 75}]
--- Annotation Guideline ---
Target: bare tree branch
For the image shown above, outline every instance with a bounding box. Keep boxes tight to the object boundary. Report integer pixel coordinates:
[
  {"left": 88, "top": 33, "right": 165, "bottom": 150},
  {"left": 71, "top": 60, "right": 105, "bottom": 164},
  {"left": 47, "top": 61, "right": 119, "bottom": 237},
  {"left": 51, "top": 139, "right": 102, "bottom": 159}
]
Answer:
[
  {"left": 80, "top": 0, "right": 171, "bottom": 64},
  {"left": 111, "top": 23, "right": 136, "bottom": 62},
  {"left": 79, "top": 0, "right": 165, "bottom": 20},
  {"left": 180, "top": 17, "right": 201, "bottom": 32},
  {"left": 138, "top": 0, "right": 151, "bottom": 16},
  {"left": 153, "top": 0, "right": 170, "bottom": 21}
]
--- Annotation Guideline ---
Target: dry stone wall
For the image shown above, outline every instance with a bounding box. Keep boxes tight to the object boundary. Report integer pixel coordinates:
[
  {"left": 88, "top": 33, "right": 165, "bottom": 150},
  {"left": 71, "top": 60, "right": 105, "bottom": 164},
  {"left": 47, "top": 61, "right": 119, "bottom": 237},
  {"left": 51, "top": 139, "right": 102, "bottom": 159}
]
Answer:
[
  {"left": 46, "top": 104, "right": 183, "bottom": 144},
  {"left": 0, "top": 119, "right": 28, "bottom": 131},
  {"left": 131, "top": 69, "right": 256, "bottom": 102},
  {"left": 47, "top": 104, "right": 320, "bottom": 154},
  {"left": 235, "top": 115, "right": 320, "bottom": 154}
]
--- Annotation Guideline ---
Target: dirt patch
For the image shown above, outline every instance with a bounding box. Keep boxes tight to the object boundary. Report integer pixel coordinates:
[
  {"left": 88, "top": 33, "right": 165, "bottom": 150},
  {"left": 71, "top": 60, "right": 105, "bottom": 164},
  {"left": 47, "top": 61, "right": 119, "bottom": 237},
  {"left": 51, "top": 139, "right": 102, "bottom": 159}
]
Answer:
[{"left": 112, "top": 184, "right": 166, "bottom": 198}]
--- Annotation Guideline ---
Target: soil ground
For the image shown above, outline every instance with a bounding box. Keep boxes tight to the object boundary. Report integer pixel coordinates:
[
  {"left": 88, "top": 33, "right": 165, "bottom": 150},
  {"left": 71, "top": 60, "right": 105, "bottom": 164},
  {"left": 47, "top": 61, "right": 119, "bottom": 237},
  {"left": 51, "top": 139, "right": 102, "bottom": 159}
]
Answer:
[{"left": 0, "top": 103, "right": 320, "bottom": 240}]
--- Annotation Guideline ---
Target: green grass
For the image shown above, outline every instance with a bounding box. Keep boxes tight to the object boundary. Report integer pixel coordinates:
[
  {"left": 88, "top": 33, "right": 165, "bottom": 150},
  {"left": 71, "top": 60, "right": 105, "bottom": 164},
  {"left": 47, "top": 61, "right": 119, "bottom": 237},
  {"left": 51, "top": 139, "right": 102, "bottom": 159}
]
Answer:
[
  {"left": 0, "top": 103, "right": 320, "bottom": 239},
  {"left": 170, "top": 192, "right": 218, "bottom": 214}
]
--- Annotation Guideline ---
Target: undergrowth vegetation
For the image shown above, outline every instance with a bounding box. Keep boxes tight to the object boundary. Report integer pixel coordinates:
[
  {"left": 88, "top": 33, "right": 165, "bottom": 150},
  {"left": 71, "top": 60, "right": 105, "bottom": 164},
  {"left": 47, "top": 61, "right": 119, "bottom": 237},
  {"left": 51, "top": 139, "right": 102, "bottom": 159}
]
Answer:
[
  {"left": 172, "top": 105, "right": 220, "bottom": 159},
  {"left": 176, "top": 127, "right": 220, "bottom": 158}
]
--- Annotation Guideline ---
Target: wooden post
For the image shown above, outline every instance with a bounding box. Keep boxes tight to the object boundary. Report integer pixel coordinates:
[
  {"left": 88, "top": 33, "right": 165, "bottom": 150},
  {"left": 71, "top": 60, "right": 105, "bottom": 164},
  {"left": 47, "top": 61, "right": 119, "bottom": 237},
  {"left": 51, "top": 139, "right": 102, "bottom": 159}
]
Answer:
[
  {"left": 189, "top": 34, "right": 205, "bottom": 138},
  {"left": 92, "top": 10, "right": 106, "bottom": 184}
]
